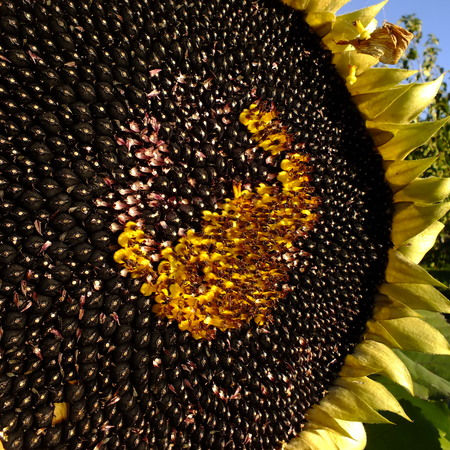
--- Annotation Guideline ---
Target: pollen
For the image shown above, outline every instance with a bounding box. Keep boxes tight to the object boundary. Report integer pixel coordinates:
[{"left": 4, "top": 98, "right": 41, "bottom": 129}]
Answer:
[
  {"left": 347, "top": 65, "right": 358, "bottom": 85},
  {"left": 354, "top": 20, "right": 372, "bottom": 40},
  {"left": 115, "top": 105, "right": 319, "bottom": 339}
]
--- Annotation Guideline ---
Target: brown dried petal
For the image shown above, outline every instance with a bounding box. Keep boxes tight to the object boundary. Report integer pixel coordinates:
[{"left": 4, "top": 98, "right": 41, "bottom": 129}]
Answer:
[{"left": 340, "top": 22, "right": 414, "bottom": 65}]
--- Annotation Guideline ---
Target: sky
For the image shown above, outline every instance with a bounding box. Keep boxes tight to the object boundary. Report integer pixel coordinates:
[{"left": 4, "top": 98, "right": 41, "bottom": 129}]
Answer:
[{"left": 339, "top": 0, "right": 450, "bottom": 73}]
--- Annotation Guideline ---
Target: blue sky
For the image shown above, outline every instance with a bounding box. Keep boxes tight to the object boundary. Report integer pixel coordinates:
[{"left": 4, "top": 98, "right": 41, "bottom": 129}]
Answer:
[{"left": 340, "top": 0, "right": 450, "bottom": 74}]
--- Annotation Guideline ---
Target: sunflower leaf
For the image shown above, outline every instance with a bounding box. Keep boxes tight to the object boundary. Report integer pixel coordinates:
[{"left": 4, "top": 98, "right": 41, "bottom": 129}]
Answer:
[
  {"left": 366, "top": 377, "right": 450, "bottom": 450},
  {"left": 418, "top": 310, "right": 450, "bottom": 341},
  {"left": 389, "top": 311, "right": 450, "bottom": 400},
  {"left": 365, "top": 398, "right": 450, "bottom": 450},
  {"left": 393, "top": 350, "right": 450, "bottom": 400}
]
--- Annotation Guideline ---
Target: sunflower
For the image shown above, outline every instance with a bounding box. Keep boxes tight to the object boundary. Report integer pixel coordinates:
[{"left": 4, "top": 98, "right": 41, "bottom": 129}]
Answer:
[{"left": 0, "top": 0, "right": 449, "bottom": 449}]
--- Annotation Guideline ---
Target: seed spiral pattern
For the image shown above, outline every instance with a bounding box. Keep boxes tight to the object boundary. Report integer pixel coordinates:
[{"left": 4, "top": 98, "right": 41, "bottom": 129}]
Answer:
[{"left": 0, "top": 0, "right": 391, "bottom": 449}]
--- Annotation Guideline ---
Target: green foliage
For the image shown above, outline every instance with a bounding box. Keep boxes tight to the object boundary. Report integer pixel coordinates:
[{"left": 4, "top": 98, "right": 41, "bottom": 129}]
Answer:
[
  {"left": 397, "top": 14, "right": 450, "bottom": 269},
  {"left": 394, "top": 350, "right": 450, "bottom": 400},
  {"left": 365, "top": 378, "right": 450, "bottom": 450},
  {"left": 369, "top": 311, "right": 450, "bottom": 450},
  {"left": 394, "top": 311, "right": 450, "bottom": 401}
]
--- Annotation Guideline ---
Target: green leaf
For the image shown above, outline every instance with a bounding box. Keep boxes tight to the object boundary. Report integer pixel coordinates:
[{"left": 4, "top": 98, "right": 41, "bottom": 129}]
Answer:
[
  {"left": 366, "top": 377, "right": 450, "bottom": 450},
  {"left": 389, "top": 311, "right": 450, "bottom": 400},
  {"left": 365, "top": 401, "right": 441, "bottom": 450},
  {"left": 394, "top": 350, "right": 450, "bottom": 400},
  {"left": 419, "top": 311, "right": 450, "bottom": 341}
]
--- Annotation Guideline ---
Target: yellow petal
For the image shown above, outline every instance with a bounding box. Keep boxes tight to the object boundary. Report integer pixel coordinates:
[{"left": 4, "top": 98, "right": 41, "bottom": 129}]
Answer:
[
  {"left": 348, "top": 68, "right": 417, "bottom": 95},
  {"left": 336, "top": 376, "right": 410, "bottom": 421},
  {"left": 285, "top": 429, "right": 338, "bottom": 450},
  {"left": 385, "top": 249, "right": 447, "bottom": 287},
  {"left": 341, "top": 340, "right": 414, "bottom": 394},
  {"left": 365, "top": 320, "right": 401, "bottom": 348},
  {"left": 379, "top": 317, "right": 450, "bottom": 355},
  {"left": 379, "top": 282, "right": 450, "bottom": 314},
  {"left": 356, "top": 76, "right": 444, "bottom": 123},
  {"left": 338, "top": 360, "right": 378, "bottom": 378},
  {"left": 332, "top": 420, "right": 367, "bottom": 450},
  {"left": 313, "top": 0, "right": 352, "bottom": 13},
  {"left": 332, "top": 51, "right": 379, "bottom": 79},
  {"left": 280, "top": 0, "right": 310, "bottom": 10},
  {"left": 319, "top": 386, "right": 391, "bottom": 423},
  {"left": 392, "top": 203, "right": 450, "bottom": 247},
  {"left": 398, "top": 222, "right": 445, "bottom": 264},
  {"left": 305, "top": 11, "right": 336, "bottom": 36},
  {"left": 281, "top": 0, "right": 351, "bottom": 13},
  {"left": 373, "top": 295, "right": 421, "bottom": 320},
  {"left": 384, "top": 157, "right": 438, "bottom": 191},
  {"left": 355, "top": 76, "right": 444, "bottom": 123},
  {"left": 371, "top": 117, "right": 449, "bottom": 160},
  {"left": 353, "top": 82, "right": 412, "bottom": 120},
  {"left": 323, "top": 1, "right": 387, "bottom": 49},
  {"left": 284, "top": 429, "right": 339, "bottom": 450},
  {"left": 377, "top": 75, "right": 444, "bottom": 123},
  {"left": 307, "top": 407, "right": 355, "bottom": 438},
  {"left": 308, "top": 0, "right": 351, "bottom": 12},
  {"left": 393, "top": 177, "right": 450, "bottom": 204}
]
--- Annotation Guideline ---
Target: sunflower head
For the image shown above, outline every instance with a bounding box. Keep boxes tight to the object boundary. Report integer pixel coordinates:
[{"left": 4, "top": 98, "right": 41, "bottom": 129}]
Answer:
[{"left": 0, "top": 0, "right": 448, "bottom": 449}]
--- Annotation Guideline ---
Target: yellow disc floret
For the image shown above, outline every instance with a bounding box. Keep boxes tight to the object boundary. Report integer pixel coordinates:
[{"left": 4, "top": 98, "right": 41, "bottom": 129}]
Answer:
[{"left": 114, "top": 104, "right": 319, "bottom": 339}]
